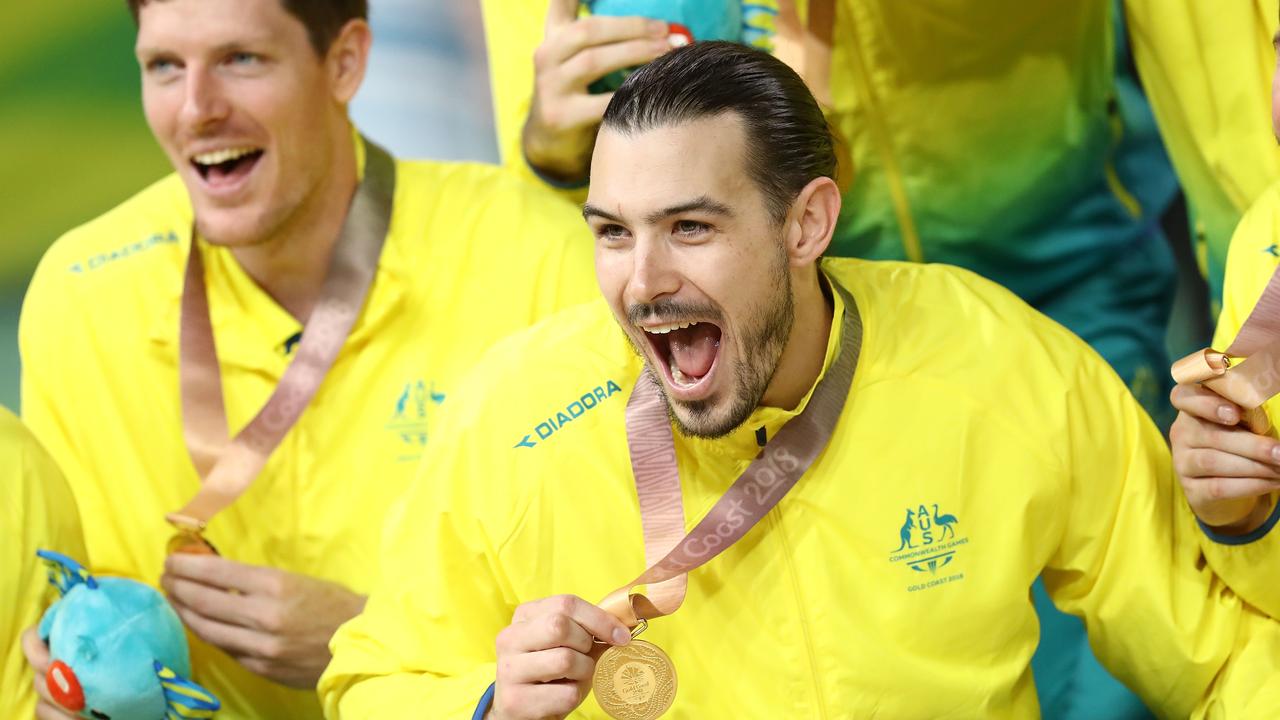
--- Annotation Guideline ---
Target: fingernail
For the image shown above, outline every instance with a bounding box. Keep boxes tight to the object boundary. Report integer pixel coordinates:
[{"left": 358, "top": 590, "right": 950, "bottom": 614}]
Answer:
[
  {"left": 1271, "top": 446, "right": 1280, "bottom": 462},
  {"left": 1219, "top": 405, "right": 1238, "bottom": 423},
  {"left": 612, "top": 627, "right": 631, "bottom": 645},
  {"left": 648, "top": 20, "right": 668, "bottom": 37}
]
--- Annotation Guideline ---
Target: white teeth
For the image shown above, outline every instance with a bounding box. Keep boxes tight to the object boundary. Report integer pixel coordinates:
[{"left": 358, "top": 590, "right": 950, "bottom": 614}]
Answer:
[
  {"left": 192, "top": 147, "right": 259, "bottom": 166},
  {"left": 643, "top": 321, "right": 696, "bottom": 335}
]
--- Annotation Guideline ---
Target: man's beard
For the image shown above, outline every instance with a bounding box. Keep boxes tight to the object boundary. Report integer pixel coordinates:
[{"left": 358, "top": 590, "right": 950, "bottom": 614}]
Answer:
[{"left": 624, "top": 249, "right": 795, "bottom": 439}]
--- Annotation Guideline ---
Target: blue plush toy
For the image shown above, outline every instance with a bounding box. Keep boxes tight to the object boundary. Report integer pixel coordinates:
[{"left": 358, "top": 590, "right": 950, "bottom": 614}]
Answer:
[
  {"left": 583, "top": 0, "right": 780, "bottom": 92},
  {"left": 36, "top": 550, "right": 220, "bottom": 720}
]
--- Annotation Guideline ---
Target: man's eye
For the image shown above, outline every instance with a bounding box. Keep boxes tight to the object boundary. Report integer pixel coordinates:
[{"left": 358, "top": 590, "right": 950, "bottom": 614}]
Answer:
[
  {"left": 146, "top": 58, "right": 177, "bottom": 75},
  {"left": 598, "top": 224, "right": 628, "bottom": 240},
  {"left": 228, "top": 52, "right": 260, "bottom": 66},
  {"left": 675, "top": 220, "right": 709, "bottom": 235}
]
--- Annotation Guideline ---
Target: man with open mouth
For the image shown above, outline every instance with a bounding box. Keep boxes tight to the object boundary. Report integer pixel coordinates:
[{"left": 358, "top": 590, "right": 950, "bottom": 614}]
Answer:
[
  {"left": 17, "top": 0, "right": 596, "bottom": 718},
  {"left": 322, "top": 42, "right": 1280, "bottom": 719}
]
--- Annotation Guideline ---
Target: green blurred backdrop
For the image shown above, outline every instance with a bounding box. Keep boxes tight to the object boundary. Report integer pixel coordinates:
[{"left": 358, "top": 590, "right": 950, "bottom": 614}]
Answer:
[{"left": 0, "top": 3, "right": 171, "bottom": 410}]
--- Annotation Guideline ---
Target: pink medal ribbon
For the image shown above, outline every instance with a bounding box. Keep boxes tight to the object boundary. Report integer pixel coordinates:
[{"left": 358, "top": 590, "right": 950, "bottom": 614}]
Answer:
[
  {"left": 166, "top": 138, "right": 396, "bottom": 551},
  {"left": 601, "top": 275, "right": 862, "bottom": 626}
]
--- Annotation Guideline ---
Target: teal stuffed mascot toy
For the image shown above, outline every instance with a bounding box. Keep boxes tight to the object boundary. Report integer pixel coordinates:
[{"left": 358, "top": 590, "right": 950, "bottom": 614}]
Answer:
[
  {"left": 36, "top": 550, "right": 220, "bottom": 719},
  {"left": 583, "top": 0, "right": 780, "bottom": 91}
]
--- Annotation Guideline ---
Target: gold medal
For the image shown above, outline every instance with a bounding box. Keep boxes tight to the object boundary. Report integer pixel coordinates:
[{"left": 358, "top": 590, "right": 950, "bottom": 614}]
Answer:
[
  {"left": 165, "top": 523, "right": 219, "bottom": 556},
  {"left": 593, "top": 634, "right": 677, "bottom": 720}
]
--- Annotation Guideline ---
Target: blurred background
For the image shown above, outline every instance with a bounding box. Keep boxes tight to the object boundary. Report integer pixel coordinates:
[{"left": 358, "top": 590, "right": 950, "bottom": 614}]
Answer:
[{"left": 0, "top": 0, "right": 498, "bottom": 411}]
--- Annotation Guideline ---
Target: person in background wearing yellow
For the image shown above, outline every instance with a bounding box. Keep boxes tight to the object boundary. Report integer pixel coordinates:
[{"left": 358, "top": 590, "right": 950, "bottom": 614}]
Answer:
[
  {"left": 0, "top": 407, "right": 86, "bottom": 720},
  {"left": 1166, "top": 6, "right": 1280, "bottom": 642},
  {"left": 481, "top": 1, "right": 1177, "bottom": 714},
  {"left": 1126, "top": 0, "right": 1280, "bottom": 308},
  {"left": 17, "top": 0, "right": 595, "bottom": 718},
  {"left": 322, "top": 43, "right": 1280, "bottom": 719}
]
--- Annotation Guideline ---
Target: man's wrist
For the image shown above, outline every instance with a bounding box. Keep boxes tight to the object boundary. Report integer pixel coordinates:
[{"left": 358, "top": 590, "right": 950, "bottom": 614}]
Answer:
[
  {"left": 521, "top": 126, "right": 592, "bottom": 188},
  {"left": 1208, "top": 493, "right": 1277, "bottom": 537}
]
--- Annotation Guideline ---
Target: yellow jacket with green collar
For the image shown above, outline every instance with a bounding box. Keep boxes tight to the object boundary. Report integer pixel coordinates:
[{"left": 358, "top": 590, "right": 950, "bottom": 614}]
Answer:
[
  {"left": 19, "top": 143, "right": 597, "bottom": 720},
  {"left": 322, "top": 258, "right": 1280, "bottom": 718},
  {"left": 0, "top": 407, "right": 86, "bottom": 720}
]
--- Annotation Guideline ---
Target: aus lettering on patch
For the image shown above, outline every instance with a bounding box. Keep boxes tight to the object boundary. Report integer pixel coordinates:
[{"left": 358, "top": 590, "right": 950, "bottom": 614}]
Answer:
[
  {"left": 887, "top": 502, "right": 968, "bottom": 590},
  {"left": 514, "top": 380, "right": 622, "bottom": 449}
]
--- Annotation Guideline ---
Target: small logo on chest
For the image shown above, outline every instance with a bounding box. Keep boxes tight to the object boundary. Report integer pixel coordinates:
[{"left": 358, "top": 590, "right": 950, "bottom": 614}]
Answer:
[
  {"left": 386, "top": 380, "right": 445, "bottom": 461},
  {"left": 888, "top": 503, "right": 968, "bottom": 592}
]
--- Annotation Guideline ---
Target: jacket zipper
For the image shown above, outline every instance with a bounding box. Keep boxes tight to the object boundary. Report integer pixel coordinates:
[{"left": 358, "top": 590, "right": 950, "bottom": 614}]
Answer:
[{"left": 770, "top": 510, "right": 830, "bottom": 718}]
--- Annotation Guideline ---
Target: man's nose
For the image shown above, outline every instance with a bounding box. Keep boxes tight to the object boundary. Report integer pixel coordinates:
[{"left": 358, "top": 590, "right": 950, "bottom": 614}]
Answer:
[
  {"left": 179, "top": 67, "right": 230, "bottom": 132},
  {"left": 627, "top": 239, "right": 680, "bottom": 306}
]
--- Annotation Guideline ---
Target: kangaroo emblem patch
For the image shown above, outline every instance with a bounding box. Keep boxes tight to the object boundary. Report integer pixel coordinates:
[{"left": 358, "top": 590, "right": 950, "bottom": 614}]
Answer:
[{"left": 888, "top": 503, "right": 968, "bottom": 592}]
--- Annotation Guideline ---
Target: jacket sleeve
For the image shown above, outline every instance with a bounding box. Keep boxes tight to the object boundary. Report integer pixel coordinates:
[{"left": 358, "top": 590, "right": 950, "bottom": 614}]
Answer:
[
  {"left": 479, "top": 0, "right": 591, "bottom": 204},
  {"left": 1043, "top": 353, "right": 1280, "bottom": 717},
  {"left": 18, "top": 248, "right": 99, "bottom": 563},
  {"left": 320, "top": 383, "right": 523, "bottom": 719},
  {"left": 1190, "top": 185, "right": 1280, "bottom": 623}
]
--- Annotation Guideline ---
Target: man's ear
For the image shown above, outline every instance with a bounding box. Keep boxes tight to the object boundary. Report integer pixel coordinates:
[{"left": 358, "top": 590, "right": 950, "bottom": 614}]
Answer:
[
  {"left": 783, "top": 176, "right": 841, "bottom": 268},
  {"left": 327, "top": 19, "right": 373, "bottom": 105}
]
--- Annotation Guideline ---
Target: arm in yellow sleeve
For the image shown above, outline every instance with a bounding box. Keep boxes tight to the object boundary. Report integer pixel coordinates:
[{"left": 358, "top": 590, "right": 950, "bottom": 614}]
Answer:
[
  {"left": 1189, "top": 184, "right": 1280, "bottom": 622},
  {"left": 18, "top": 248, "right": 96, "bottom": 558},
  {"left": 1044, "top": 355, "right": 1280, "bottom": 716},
  {"left": 320, "top": 395, "right": 523, "bottom": 719},
  {"left": 479, "top": 0, "right": 590, "bottom": 204},
  {"left": 0, "top": 408, "right": 86, "bottom": 720}
]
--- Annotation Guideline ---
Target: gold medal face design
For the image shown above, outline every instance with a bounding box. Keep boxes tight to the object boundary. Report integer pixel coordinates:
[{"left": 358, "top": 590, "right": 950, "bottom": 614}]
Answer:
[{"left": 593, "top": 639, "right": 677, "bottom": 719}]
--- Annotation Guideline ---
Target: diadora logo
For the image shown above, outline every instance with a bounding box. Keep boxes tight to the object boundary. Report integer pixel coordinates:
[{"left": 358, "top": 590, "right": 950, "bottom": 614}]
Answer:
[
  {"left": 1265, "top": 243, "right": 1280, "bottom": 259},
  {"left": 888, "top": 503, "right": 969, "bottom": 592},
  {"left": 514, "top": 379, "right": 623, "bottom": 449},
  {"left": 386, "top": 380, "right": 445, "bottom": 462},
  {"left": 68, "top": 231, "right": 180, "bottom": 273}
]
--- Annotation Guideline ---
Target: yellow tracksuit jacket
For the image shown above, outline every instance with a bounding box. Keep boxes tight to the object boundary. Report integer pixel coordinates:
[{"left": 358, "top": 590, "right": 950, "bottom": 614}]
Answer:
[
  {"left": 1125, "top": 0, "right": 1280, "bottom": 304},
  {"left": 0, "top": 407, "right": 86, "bottom": 720},
  {"left": 19, "top": 138, "right": 598, "bottom": 719},
  {"left": 321, "top": 258, "right": 1280, "bottom": 718}
]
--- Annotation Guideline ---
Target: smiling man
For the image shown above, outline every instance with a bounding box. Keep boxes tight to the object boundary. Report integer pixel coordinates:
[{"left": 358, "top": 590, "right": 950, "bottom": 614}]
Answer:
[
  {"left": 18, "top": 0, "right": 595, "bottom": 718},
  {"left": 320, "top": 42, "right": 1280, "bottom": 719}
]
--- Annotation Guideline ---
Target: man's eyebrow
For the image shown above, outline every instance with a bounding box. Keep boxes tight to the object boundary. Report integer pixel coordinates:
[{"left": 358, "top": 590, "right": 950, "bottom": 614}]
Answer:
[
  {"left": 582, "top": 204, "right": 624, "bottom": 223},
  {"left": 643, "top": 196, "right": 733, "bottom": 225}
]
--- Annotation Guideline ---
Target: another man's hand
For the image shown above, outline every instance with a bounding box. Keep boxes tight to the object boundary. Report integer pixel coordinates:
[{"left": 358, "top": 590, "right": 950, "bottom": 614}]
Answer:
[
  {"left": 1169, "top": 383, "right": 1280, "bottom": 531},
  {"left": 161, "top": 554, "right": 366, "bottom": 689},
  {"left": 21, "top": 625, "right": 77, "bottom": 720},
  {"left": 488, "top": 594, "right": 631, "bottom": 720},
  {"left": 523, "top": 0, "right": 671, "bottom": 184}
]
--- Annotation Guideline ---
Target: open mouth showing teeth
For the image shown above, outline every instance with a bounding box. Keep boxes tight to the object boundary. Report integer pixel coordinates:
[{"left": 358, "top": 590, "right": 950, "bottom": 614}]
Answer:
[
  {"left": 191, "top": 146, "right": 263, "bottom": 184},
  {"left": 643, "top": 320, "right": 723, "bottom": 389}
]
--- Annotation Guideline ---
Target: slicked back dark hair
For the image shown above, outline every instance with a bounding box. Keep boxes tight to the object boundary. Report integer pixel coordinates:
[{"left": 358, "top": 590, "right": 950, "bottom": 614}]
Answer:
[
  {"left": 125, "top": 0, "right": 367, "bottom": 56},
  {"left": 602, "top": 41, "right": 837, "bottom": 224}
]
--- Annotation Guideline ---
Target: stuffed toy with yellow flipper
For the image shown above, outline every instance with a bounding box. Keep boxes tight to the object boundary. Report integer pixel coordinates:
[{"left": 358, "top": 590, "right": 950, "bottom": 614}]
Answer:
[{"left": 36, "top": 550, "right": 220, "bottom": 719}]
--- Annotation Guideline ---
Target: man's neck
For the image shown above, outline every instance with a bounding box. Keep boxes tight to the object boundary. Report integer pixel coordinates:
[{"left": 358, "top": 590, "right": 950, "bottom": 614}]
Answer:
[
  {"left": 760, "top": 267, "right": 837, "bottom": 410},
  {"left": 757, "top": 265, "right": 839, "bottom": 412},
  {"left": 231, "top": 130, "right": 359, "bottom": 323}
]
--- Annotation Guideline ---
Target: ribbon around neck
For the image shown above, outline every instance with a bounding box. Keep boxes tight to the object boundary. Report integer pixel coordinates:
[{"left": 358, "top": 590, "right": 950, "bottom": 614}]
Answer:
[
  {"left": 168, "top": 137, "right": 396, "bottom": 533},
  {"left": 601, "top": 274, "right": 862, "bottom": 627}
]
